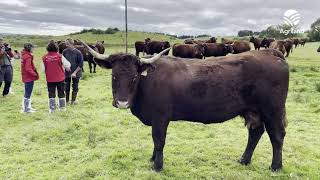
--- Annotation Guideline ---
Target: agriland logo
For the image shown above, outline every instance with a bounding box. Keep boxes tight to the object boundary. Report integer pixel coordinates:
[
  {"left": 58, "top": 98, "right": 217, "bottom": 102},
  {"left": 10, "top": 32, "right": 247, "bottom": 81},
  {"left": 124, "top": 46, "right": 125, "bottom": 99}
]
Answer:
[
  {"left": 280, "top": 9, "right": 305, "bottom": 35},
  {"left": 315, "top": 26, "right": 320, "bottom": 32}
]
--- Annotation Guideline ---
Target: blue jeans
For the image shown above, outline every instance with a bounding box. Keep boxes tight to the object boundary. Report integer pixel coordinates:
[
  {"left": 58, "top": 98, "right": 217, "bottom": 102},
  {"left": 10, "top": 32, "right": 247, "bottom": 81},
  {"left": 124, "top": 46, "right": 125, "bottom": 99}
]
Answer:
[{"left": 24, "top": 81, "right": 34, "bottom": 98}]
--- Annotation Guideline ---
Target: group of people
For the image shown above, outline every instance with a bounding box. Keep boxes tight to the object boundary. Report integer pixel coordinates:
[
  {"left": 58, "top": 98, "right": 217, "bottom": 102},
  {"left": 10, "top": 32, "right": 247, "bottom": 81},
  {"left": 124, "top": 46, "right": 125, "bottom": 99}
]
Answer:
[{"left": 0, "top": 38, "right": 84, "bottom": 113}]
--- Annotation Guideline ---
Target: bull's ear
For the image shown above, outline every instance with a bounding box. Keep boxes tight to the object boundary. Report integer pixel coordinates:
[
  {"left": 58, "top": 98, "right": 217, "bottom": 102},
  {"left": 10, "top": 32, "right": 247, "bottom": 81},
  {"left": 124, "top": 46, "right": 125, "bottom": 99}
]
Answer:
[
  {"left": 137, "top": 64, "right": 155, "bottom": 77},
  {"left": 93, "top": 58, "right": 112, "bottom": 69}
]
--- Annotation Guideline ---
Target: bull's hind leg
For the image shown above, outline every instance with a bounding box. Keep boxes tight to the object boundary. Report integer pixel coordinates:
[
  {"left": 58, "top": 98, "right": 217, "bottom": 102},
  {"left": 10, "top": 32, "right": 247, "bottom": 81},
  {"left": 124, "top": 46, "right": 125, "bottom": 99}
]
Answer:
[
  {"left": 88, "top": 61, "right": 93, "bottom": 73},
  {"left": 239, "top": 111, "right": 265, "bottom": 165},
  {"left": 264, "top": 113, "right": 286, "bottom": 171},
  {"left": 93, "top": 62, "right": 97, "bottom": 73},
  {"left": 151, "top": 119, "right": 169, "bottom": 172}
]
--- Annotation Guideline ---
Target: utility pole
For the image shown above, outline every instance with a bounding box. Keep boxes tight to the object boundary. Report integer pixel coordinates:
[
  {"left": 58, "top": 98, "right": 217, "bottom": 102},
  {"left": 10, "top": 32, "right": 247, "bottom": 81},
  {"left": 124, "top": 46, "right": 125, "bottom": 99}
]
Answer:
[{"left": 125, "top": 0, "right": 128, "bottom": 54}]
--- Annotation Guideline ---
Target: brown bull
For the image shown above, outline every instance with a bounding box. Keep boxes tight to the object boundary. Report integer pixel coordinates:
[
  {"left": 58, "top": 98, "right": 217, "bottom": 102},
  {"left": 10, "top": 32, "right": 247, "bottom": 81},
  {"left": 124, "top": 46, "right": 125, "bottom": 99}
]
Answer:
[
  {"left": 260, "top": 38, "right": 275, "bottom": 48},
  {"left": 172, "top": 44, "right": 205, "bottom": 59},
  {"left": 80, "top": 39, "right": 289, "bottom": 173},
  {"left": 203, "top": 43, "right": 234, "bottom": 57},
  {"left": 292, "top": 38, "right": 300, "bottom": 48},
  {"left": 284, "top": 39, "right": 294, "bottom": 57},
  {"left": 221, "top": 38, "right": 234, "bottom": 44},
  {"left": 270, "top": 41, "right": 286, "bottom": 56},
  {"left": 249, "top": 36, "right": 262, "bottom": 50},
  {"left": 232, "top": 41, "right": 251, "bottom": 54}
]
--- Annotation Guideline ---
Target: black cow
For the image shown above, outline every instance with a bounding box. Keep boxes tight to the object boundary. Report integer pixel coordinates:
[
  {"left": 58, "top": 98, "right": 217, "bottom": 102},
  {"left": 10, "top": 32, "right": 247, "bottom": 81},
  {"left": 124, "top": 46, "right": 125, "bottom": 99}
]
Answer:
[
  {"left": 145, "top": 41, "right": 171, "bottom": 55},
  {"left": 317, "top": 46, "right": 320, "bottom": 52},
  {"left": 80, "top": 40, "right": 289, "bottom": 172}
]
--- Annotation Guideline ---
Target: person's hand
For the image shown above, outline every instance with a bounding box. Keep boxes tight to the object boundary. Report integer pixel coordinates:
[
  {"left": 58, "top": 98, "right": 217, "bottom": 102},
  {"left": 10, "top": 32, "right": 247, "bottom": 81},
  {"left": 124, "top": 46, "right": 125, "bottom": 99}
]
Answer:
[
  {"left": 65, "top": 67, "right": 71, "bottom": 72},
  {"left": 71, "top": 73, "right": 77, "bottom": 78}
]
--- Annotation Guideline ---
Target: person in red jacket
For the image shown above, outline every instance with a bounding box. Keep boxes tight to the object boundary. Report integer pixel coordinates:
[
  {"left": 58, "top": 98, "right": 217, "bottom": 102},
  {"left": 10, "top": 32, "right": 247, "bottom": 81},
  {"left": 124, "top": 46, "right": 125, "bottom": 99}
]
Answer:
[
  {"left": 42, "top": 41, "right": 70, "bottom": 113},
  {"left": 21, "top": 43, "right": 39, "bottom": 113}
]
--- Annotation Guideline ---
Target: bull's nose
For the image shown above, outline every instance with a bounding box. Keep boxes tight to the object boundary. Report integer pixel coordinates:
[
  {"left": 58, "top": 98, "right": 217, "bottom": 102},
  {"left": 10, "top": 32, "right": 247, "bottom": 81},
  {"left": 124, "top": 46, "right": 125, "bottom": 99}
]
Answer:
[{"left": 117, "top": 101, "right": 129, "bottom": 109}]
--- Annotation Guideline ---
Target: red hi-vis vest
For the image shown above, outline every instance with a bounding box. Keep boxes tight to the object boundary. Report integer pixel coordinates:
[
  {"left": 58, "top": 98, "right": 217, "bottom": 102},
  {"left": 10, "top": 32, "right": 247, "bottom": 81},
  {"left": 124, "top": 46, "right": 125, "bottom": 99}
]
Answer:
[{"left": 42, "top": 52, "right": 65, "bottom": 82}]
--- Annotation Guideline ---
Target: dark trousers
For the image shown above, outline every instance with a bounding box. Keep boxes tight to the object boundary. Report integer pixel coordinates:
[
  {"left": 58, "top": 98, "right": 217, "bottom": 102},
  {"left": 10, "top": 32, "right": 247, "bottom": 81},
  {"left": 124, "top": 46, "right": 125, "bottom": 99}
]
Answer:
[
  {"left": 24, "top": 81, "right": 34, "bottom": 98},
  {"left": 65, "top": 77, "right": 80, "bottom": 93},
  {"left": 0, "top": 65, "right": 13, "bottom": 96},
  {"left": 47, "top": 81, "right": 65, "bottom": 98}
]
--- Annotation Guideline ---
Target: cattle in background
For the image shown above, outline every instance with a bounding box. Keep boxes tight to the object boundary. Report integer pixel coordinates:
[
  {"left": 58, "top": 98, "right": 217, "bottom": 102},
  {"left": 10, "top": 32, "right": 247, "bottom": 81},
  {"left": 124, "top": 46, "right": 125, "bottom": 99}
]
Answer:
[
  {"left": 292, "top": 38, "right": 300, "bottom": 48},
  {"left": 172, "top": 44, "right": 205, "bottom": 59},
  {"left": 184, "top": 39, "right": 194, "bottom": 44},
  {"left": 249, "top": 36, "right": 262, "bottom": 50},
  {"left": 232, "top": 41, "right": 251, "bottom": 54},
  {"left": 299, "top": 38, "right": 307, "bottom": 47},
  {"left": 135, "top": 38, "right": 151, "bottom": 56},
  {"left": 203, "top": 43, "right": 234, "bottom": 57},
  {"left": 145, "top": 41, "right": 171, "bottom": 55},
  {"left": 317, "top": 46, "right": 320, "bottom": 52},
  {"left": 184, "top": 37, "right": 217, "bottom": 45},
  {"left": 284, "top": 39, "right": 294, "bottom": 57},
  {"left": 270, "top": 41, "right": 286, "bottom": 56},
  {"left": 260, "top": 38, "right": 275, "bottom": 48},
  {"left": 58, "top": 40, "right": 105, "bottom": 73},
  {"left": 81, "top": 39, "right": 289, "bottom": 172},
  {"left": 221, "top": 38, "right": 234, "bottom": 44}
]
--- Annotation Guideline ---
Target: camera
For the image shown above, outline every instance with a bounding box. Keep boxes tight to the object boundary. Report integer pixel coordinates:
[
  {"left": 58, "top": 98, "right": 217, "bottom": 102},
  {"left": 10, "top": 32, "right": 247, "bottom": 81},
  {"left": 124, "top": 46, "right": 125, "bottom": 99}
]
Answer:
[{"left": 4, "top": 43, "right": 12, "bottom": 52}]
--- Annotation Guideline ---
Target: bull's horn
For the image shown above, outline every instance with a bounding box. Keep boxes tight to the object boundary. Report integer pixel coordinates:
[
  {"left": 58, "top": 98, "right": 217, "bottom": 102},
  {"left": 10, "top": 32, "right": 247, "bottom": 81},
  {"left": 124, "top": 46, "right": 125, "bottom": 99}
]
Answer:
[
  {"left": 77, "top": 39, "right": 109, "bottom": 60},
  {"left": 140, "top": 47, "right": 171, "bottom": 64}
]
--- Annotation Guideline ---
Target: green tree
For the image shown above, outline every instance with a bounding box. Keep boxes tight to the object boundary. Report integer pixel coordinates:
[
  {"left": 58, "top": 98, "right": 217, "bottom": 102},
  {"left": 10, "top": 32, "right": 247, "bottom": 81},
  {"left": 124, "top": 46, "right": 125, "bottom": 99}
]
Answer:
[{"left": 308, "top": 18, "right": 320, "bottom": 42}]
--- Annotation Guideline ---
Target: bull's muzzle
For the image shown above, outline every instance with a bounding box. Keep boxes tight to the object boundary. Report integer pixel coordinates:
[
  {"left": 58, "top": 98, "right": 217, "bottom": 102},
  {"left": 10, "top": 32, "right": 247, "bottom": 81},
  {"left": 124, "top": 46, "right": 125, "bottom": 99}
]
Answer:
[{"left": 116, "top": 101, "right": 130, "bottom": 109}]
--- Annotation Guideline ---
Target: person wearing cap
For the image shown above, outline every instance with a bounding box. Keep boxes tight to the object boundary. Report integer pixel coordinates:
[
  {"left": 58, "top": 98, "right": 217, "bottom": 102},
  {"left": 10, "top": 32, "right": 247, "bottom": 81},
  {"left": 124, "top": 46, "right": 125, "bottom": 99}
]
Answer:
[
  {"left": 0, "top": 38, "right": 14, "bottom": 97},
  {"left": 21, "top": 43, "right": 39, "bottom": 113},
  {"left": 62, "top": 38, "right": 83, "bottom": 105},
  {"left": 42, "top": 40, "right": 71, "bottom": 113}
]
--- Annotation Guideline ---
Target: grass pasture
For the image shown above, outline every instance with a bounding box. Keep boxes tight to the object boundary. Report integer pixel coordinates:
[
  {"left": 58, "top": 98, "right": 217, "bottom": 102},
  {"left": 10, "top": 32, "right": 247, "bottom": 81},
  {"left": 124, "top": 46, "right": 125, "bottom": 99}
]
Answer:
[{"left": 0, "top": 36, "right": 320, "bottom": 179}]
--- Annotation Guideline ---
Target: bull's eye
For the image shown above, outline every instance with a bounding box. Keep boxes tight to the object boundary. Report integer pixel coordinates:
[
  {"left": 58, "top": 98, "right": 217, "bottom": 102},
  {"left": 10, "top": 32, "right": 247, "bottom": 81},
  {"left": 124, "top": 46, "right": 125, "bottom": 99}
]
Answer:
[{"left": 112, "top": 76, "right": 117, "bottom": 80}]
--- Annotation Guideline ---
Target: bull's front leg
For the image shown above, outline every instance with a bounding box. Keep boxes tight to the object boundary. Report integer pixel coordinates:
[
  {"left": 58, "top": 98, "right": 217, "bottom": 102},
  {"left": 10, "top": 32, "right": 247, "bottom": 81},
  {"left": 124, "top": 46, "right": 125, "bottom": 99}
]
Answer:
[{"left": 151, "top": 119, "right": 169, "bottom": 172}]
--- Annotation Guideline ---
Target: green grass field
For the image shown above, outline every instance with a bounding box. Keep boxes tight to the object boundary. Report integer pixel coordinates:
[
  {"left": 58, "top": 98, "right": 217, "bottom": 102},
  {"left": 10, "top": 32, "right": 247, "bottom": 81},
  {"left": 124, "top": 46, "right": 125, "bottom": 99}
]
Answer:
[{"left": 0, "top": 35, "right": 320, "bottom": 179}]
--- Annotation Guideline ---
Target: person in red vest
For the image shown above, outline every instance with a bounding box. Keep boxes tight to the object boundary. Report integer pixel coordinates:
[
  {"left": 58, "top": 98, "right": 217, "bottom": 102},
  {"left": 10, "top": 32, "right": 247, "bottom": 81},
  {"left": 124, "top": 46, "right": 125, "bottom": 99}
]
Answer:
[
  {"left": 21, "top": 43, "right": 39, "bottom": 113},
  {"left": 42, "top": 40, "right": 71, "bottom": 113}
]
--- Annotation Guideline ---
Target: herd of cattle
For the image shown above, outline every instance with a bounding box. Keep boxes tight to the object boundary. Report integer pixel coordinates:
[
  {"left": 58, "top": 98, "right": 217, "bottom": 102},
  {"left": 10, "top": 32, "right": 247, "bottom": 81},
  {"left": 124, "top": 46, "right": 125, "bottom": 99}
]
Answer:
[
  {"left": 135, "top": 36, "right": 309, "bottom": 59},
  {"left": 54, "top": 37, "right": 317, "bottom": 74}
]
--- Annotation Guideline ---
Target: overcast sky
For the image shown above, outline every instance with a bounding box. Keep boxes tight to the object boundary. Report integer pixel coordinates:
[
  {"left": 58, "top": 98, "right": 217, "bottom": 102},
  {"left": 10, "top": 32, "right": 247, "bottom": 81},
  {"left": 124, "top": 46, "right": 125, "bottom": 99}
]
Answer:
[{"left": 0, "top": 0, "right": 319, "bottom": 36}]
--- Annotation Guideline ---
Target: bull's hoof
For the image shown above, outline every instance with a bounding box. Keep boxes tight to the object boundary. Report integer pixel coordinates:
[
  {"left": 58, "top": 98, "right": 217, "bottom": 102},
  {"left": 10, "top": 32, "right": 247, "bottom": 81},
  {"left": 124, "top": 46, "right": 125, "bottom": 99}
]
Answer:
[
  {"left": 270, "top": 163, "right": 282, "bottom": 172},
  {"left": 239, "top": 157, "right": 251, "bottom": 165},
  {"left": 152, "top": 164, "right": 163, "bottom": 172}
]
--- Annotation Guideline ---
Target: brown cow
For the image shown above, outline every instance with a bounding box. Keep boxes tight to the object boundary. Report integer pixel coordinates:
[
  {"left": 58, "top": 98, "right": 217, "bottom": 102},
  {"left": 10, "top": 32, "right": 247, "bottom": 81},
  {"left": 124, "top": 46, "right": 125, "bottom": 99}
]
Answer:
[
  {"left": 81, "top": 39, "right": 289, "bottom": 172},
  {"left": 221, "top": 38, "right": 234, "bottom": 44},
  {"left": 172, "top": 44, "right": 205, "bottom": 59},
  {"left": 260, "top": 38, "right": 275, "bottom": 48},
  {"left": 184, "top": 39, "right": 194, "bottom": 44},
  {"left": 270, "top": 41, "right": 286, "bottom": 56},
  {"left": 232, "top": 41, "right": 251, "bottom": 54},
  {"left": 299, "top": 38, "right": 307, "bottom": 47},
  {"left": 284, "top": 39, "right": 293, "bottom": 57},
  {"left": 292, "top": 38, "right": 300, "bottom": 48},
  {"left": 249, "top": 36, "right": 262, "bottom": 50},
  {"left": 203, "top": 43, "right": 234, "bottom": 57}
]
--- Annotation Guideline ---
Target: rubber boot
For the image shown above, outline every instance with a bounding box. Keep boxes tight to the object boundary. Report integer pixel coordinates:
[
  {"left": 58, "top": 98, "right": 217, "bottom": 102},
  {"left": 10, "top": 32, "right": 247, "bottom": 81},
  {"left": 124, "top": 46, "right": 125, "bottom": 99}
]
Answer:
[
  {"left": 59, "top": 98, "right": 67, "bottom": 111},
  {"left": 49, "top": 98, "right": 57, "bottom": 113},
  {"left": 28, "top": 99, "right": 36, "bottom": 111},
  {"left": 71, "top": 91, "right": 78, "bottom": 105},
  {"left": 21, "top": 98, "right": 35, "bottom": 113}
]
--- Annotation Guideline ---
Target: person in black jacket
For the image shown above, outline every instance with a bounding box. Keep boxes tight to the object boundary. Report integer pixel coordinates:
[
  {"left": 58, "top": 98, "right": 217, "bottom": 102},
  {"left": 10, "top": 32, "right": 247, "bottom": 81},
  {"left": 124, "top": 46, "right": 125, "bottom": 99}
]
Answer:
[{"left": 62, "top": 38, "right": 83, "bottom": 105}]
